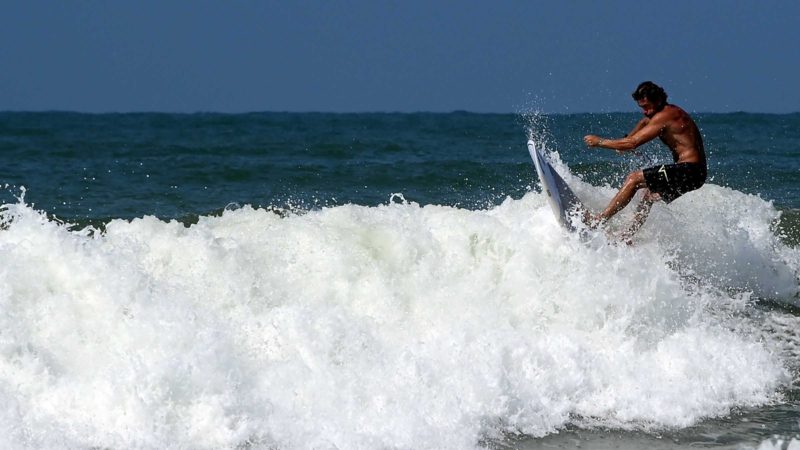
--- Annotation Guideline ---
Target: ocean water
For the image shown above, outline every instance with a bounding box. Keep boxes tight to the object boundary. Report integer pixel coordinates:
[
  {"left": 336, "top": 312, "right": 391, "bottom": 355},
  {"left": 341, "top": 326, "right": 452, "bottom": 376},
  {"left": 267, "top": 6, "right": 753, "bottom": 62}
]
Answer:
[{"left": 0, "top": 111, "right": 798, "bottom": 449}]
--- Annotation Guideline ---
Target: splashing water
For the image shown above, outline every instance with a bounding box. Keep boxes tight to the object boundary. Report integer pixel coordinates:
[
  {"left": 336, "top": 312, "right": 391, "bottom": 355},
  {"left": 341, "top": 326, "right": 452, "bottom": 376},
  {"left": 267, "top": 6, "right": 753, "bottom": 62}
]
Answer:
[{"left": 0, "top": 165, "right": 798, "bottom": 449}]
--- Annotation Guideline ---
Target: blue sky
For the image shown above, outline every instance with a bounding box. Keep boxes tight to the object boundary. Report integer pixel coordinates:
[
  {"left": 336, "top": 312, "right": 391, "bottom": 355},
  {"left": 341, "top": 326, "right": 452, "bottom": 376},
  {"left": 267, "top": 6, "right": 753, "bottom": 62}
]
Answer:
[{"left": 1, "top": 1, "right": 798, "bottom": 113}]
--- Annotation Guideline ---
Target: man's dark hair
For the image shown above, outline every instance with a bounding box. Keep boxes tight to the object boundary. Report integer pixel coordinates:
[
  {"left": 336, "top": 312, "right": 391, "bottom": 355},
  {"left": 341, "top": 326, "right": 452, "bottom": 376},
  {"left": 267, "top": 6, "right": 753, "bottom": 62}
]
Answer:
[{"left": 632, "top": 81, "right": 668, "bottom": 106}]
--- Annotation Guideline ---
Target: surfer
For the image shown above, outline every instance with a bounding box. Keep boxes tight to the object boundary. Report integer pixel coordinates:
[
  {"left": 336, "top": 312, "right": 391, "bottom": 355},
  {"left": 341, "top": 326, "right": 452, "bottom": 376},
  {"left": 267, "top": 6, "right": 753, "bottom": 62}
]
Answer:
[{"left": 583, "top": 81, "right": 707, "bottom": 238}]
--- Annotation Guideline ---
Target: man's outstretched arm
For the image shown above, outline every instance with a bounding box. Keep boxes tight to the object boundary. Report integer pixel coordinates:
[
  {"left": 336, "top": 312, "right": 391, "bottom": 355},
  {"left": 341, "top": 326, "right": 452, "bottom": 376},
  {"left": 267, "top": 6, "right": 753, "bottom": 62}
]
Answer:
[
  {"left": 627, "top": 117, "right": 649, "bottom": 137},
  {"left": 584, "top": 116, "right": 665, "bottom": 151}
]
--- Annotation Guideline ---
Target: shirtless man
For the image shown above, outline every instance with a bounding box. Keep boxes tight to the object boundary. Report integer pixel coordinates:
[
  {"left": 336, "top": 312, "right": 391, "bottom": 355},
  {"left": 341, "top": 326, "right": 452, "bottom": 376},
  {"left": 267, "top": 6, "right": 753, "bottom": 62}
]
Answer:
[{"left": 583, "top": 81, "right": 707, "bottom": 238}]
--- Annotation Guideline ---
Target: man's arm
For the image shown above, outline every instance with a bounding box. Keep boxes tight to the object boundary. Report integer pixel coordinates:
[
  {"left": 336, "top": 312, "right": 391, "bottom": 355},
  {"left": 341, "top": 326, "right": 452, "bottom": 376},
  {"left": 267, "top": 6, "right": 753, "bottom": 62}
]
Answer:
[
  {"left": 628, "top": 117, "right": 649, "bottom": 136},
  {"left": 584, "top": 115, "right": 665, "bottom": 151}
]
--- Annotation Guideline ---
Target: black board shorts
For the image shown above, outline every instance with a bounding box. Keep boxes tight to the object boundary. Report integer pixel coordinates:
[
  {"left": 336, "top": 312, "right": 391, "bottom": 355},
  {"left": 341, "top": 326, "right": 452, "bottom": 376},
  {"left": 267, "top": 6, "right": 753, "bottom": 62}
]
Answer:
[{"left": 643, "top": 163, "right": 707, "bottom": 203}]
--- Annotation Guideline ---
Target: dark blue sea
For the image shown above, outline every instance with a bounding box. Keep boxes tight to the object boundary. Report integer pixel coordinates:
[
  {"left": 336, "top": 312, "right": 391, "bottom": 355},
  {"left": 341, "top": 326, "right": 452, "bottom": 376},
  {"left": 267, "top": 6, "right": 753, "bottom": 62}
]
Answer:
[{"left": 0, "top": 111, "right": 798, "bottom": 449}]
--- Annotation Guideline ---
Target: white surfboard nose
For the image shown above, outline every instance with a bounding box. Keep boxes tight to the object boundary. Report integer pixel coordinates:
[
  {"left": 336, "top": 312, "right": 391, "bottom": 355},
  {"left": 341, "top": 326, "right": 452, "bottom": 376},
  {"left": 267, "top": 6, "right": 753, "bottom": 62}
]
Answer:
[{"left": 527, "top": 140, "right": 585, "bottom": 232}]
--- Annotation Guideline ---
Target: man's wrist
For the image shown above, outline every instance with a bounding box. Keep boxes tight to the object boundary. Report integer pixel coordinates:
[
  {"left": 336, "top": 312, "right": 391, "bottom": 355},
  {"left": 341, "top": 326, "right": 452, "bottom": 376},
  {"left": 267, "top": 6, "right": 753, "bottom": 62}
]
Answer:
[{"left": 597, "top": 138, "right": 605, "bottom": 147}]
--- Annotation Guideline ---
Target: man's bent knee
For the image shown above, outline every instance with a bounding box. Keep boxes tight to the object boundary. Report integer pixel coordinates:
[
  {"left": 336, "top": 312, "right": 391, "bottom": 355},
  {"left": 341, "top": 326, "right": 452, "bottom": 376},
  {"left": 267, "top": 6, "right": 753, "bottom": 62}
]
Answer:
[
  {"left": 624, "top": 170, "right": 647, "bottom": 189},
  {"left": 643, "top": 189, "right": 660, "bottom": 203}
]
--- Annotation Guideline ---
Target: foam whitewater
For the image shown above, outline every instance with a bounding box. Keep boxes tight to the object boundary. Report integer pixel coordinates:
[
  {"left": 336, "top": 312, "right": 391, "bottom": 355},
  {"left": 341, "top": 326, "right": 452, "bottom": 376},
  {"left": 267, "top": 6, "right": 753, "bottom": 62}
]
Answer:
[{"left": 0, "top": 149, "right": 798, "bottom": 449}]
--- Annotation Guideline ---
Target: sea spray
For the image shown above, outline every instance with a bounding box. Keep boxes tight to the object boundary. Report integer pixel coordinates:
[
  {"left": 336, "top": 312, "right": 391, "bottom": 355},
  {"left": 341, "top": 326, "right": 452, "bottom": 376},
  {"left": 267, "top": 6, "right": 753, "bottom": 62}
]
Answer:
[{"left": 0, "top": 180, "right": 795, "bottom": 449}]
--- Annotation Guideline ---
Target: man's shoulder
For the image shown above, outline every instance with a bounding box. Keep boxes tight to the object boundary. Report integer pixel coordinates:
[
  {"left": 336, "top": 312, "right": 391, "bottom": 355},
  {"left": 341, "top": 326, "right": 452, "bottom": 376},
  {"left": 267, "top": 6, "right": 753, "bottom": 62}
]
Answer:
[
  {"left": 666, "top": 103, "right": 695, "bottom": 117},
  {"left": 654, "top": 104, "right": 686, "bottom": 121}
]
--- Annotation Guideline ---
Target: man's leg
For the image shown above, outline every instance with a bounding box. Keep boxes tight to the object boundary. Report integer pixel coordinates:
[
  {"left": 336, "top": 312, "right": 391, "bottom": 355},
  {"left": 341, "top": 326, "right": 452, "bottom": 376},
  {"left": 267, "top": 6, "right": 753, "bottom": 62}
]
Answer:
[
  {"left": 595, "top": 170, "right": 648, "bottom": 223},
  {"left": 620, "top": 189, "right": 659, "bottom": 241}
]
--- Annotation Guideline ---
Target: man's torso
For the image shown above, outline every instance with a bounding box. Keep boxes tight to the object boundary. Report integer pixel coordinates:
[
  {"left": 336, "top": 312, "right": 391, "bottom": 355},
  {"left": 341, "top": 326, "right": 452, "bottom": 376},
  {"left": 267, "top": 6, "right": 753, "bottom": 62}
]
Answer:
[{"left": 654, "top": 105, "right": 706, "bottom": 166}]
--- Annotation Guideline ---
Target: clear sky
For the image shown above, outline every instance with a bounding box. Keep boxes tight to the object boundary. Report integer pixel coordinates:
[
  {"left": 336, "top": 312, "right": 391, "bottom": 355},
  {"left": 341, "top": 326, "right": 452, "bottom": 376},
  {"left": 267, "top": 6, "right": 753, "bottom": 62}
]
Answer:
[{"left": 2, "top": 1, "right": 798, "bottom": 113}]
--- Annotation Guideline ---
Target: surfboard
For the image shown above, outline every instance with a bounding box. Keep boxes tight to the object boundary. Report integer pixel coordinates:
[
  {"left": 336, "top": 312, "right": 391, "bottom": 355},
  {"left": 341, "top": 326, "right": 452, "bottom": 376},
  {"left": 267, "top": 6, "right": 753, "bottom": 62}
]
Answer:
[{"left": 527, "top": 140, "right": 585, "bottom": 231}]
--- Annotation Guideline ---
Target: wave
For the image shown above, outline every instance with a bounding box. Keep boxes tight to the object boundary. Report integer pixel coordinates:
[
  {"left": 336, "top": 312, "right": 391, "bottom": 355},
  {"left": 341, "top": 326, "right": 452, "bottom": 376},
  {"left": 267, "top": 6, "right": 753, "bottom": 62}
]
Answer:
[{"left": 0, "top": 166, "right": 798, "bottom": 448}]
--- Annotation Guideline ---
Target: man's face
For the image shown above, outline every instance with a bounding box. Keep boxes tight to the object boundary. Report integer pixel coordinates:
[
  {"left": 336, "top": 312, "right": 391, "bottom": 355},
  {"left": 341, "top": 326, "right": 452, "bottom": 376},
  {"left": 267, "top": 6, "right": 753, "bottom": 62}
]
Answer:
[{"left": 637, "top": 98, "right": 658, "bottom": 118}]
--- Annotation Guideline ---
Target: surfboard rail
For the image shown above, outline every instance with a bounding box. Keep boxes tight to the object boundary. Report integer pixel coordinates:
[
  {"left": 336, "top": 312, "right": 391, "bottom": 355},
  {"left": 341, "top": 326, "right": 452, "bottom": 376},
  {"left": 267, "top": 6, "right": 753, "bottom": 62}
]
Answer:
[{"left": 527, "top": 140, "right": 585, "bottom": 231}]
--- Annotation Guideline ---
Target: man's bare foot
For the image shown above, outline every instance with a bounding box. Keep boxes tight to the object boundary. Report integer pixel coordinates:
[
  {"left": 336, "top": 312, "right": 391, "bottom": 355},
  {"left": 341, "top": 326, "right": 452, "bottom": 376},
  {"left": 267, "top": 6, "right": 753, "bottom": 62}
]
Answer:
[
  {"left": 618, "top": 233, "right": 635, "bottom": 246},
  {"left": 582, "top": 210, "right": 603, "bottom": 229}
]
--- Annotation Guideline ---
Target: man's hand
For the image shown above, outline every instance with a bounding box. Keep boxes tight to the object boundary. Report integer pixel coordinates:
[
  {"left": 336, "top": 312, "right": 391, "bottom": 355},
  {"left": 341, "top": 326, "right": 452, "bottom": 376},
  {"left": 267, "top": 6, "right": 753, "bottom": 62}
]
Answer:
[{"left": 584, "top": 135, "right": 603, "bottom": 147}]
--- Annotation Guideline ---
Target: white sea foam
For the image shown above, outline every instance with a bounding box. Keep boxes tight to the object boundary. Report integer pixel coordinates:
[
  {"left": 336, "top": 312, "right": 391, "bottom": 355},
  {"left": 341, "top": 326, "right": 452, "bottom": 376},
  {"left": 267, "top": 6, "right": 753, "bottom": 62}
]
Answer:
[
  {"left": 752, "top": 437, "right": 800, "bottom": 450},
  {"left": 0, "top": 168, "right": 798, "bottom": 448}
]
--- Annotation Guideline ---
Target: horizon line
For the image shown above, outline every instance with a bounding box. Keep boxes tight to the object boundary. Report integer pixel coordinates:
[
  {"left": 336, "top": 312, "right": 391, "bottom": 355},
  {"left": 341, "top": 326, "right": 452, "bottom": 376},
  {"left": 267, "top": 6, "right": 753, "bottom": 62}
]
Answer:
[{"left": 1, "top": 109, "right": 798, "bottom": 116}]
